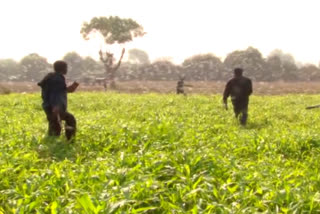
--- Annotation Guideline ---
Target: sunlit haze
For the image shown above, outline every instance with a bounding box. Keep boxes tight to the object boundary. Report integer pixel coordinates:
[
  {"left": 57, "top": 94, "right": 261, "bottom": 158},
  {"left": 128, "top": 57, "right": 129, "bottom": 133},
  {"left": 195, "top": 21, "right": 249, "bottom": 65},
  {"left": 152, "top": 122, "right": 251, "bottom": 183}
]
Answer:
[{"left": 0, "top": 0, "right": 319, "bottom": 65}]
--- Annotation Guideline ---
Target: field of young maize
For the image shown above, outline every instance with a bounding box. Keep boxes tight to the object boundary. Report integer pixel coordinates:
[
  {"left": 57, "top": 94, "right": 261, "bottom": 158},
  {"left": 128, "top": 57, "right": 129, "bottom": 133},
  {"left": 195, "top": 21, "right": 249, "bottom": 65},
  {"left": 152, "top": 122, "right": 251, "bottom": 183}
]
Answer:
[{"left": 1, "top": 92, "right": 320, "bottom": 213}]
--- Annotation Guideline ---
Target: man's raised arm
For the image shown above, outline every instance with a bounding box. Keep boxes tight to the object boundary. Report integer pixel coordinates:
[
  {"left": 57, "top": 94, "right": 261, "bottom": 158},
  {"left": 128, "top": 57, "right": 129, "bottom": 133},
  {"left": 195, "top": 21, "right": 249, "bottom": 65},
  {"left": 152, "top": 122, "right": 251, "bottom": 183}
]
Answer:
[{"left": 67, "top": 81, "right": 79, "bottom": 93}]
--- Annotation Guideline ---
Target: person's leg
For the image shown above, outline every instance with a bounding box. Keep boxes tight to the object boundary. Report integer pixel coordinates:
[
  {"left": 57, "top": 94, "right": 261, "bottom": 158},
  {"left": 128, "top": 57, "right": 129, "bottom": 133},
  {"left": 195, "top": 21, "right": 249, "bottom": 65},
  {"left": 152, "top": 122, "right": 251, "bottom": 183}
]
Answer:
[
  {"left": 232, "top": 100, "right": 241, "bottom": 119},
  {"left": 177, "top": 88, "right": 184, "bottom": 94},
  {"left": 103, "top": 80, "right": 107, "bottom": 91},
  {"left": 240, "top": 106, "right": 248, "bottom": 125},
  {"left": 44, "top": 107, "right": 52, "bottom": 135},
  {"left": 239, "top": 99, "right": 249, "bottom": 126},
  {"left": 44, "top": 107, "right": 61, "bottom": 136},
  {"left": 61, "top": 111, "right": 76, "bottom": 140}
]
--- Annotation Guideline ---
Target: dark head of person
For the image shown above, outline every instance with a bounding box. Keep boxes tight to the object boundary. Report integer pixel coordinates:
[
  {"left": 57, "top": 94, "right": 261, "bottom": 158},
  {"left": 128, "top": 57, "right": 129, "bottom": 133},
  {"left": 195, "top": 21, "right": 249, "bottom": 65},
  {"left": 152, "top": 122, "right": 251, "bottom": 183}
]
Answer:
[
  {"left": 54, "top": 60, "right": 68, "bottom": 75},
  {"left": 234, "top": 68, "right": 243, "bottom": 77}
]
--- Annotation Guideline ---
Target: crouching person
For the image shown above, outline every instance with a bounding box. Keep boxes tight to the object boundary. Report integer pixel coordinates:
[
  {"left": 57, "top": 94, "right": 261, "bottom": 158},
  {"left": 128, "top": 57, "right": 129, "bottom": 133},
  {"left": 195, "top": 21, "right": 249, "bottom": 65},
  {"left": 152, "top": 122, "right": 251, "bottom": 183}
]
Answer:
[{"left": 38, "top": 60, "right": 79, "bottom": 141}]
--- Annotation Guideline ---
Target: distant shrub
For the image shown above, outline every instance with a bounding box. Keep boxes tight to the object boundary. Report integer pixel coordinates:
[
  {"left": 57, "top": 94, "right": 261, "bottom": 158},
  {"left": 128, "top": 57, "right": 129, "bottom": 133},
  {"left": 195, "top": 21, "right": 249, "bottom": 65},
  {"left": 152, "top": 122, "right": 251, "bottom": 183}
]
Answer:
[{"left": 0, "top": 84, "right": 11, "bottom": 94}]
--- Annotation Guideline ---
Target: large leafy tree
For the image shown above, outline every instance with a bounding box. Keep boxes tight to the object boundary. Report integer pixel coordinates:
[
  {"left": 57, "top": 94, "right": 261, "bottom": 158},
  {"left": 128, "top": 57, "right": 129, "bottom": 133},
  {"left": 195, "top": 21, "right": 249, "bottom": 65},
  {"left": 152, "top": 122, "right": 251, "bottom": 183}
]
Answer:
[
  {"left": 20, "top": 53, "right": 51, "bottom": 81},
  {"left": 149, "top": 60, "right": 178, "bottom": 80},
  {"left": 63, "top": 52, "right": 84, "bottom": 78},
  {"left": 0, "top": 59, "right": 22, "bottom": 81},
  {"left": 82, "top": 56, "right": 103, "bottom": 75},
  {"left": 128, "top": 48, "right": 150, "bottom": 64},
  {"left": 266, "top": 49, "right": 298, "bottom": 81},
  {"left": 298, "top": 64, "right": 320, "bottom": 81},
  {"left": 81, "top": 16, "right": 144, "bottom": 89},
  {"left": 224, "top": 47, "right": 267, "bottom": 81},
  {"left": 182, "top": 53, "right": 224, "bottom": 80}
]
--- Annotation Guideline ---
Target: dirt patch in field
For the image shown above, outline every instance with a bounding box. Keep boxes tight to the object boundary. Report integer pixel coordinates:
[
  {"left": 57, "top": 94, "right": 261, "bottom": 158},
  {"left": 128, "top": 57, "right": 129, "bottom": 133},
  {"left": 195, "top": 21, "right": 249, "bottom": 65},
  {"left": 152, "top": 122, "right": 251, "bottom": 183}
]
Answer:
[{"left": 1, "top": 81, "right": 320, "bottom": 95}]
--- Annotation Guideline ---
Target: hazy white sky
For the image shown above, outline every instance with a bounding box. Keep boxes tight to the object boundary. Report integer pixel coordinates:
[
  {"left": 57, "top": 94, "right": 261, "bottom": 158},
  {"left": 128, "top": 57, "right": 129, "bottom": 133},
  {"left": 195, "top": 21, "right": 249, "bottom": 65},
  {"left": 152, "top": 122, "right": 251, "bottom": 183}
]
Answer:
[{"left": 0, "top": 0, "right": 319, "bottom": 65}]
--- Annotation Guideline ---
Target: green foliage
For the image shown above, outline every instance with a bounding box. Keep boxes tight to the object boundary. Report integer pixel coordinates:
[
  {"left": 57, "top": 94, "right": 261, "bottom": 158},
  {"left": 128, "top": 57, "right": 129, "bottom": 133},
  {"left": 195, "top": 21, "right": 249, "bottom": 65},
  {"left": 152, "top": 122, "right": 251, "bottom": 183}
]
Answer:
[
  {"left": 299, "top": 64, "right": 320, "bottom": 81},
  {"left": 62, "top": 52, "right": 103, "bottom": 81},
  {"left": 267, "top": 50, "right": 299, "bottom": 81},
  {"left": 183, "top": 53, "right": 222, "bottom": 66},
  {"left": 1, "top": 46, "right": 320, "bottom": 81},
  {"left": 81, "top": 16, "right": 144, "bottom": 44},
  {"left": 1, "top": 93, "right": 320, "bottom": 212},
  {"left": 0, "top": 84, "right": 11, "bottom": 94},
  {"left": 128, "top": 49, "right": 150, "bottom": 65},
  {"left": 63, "top": 52, "right": 85, "bottom": 78},
  {"left": 0, "top": 59, "right": 22, "bottom": 81},
  {"left": 182, "top": 53, "right": 224, "bottom": 80},
  {"left": 224, "top": 47, "right": 268, "bottom": 81},
  {"left": 20, "top": 53, "right": 51, "bottom": 81}
]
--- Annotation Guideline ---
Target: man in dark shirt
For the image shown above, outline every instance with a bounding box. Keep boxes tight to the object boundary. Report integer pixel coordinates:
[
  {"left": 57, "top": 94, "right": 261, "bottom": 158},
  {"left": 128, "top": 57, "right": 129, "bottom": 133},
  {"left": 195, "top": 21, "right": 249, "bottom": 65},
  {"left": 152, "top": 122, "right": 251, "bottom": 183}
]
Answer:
[
  {"left": 176, "top": 77, "right": 192, "bottom": 95},
  {"left": 176, "top": 79, "right": 185, "bottom": 94},
  {"left": 223, "top": 68, "right": 252, "bottom": 125},
  {"left": 38, "top": 61, "right": 79, "bottom": 141}
]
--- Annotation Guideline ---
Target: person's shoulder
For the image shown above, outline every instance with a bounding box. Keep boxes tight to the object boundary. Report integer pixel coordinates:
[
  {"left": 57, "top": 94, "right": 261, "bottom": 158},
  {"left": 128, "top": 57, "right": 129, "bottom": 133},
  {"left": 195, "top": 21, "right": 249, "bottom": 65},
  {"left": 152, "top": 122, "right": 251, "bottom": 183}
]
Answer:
[
  {"left": 37, "top": 72, "right": 55, "bottom": 86},
  {"left": 44, "top": 72, "right": 54, "bottom": 78},
  {"left": 243, "top": 76, "right": 252, "bottom": 82},
  {"left": 52, "top": 72, "right": 65, "bottom": 81},
  {"left": 227, "top": 77, "right": 236, "bottom": 83},
  {"left": 57, "top": 73, "right": 65, "bottom": 79},
  {"left": 44, "top": 72, "right": 56, "bottom": 80}
]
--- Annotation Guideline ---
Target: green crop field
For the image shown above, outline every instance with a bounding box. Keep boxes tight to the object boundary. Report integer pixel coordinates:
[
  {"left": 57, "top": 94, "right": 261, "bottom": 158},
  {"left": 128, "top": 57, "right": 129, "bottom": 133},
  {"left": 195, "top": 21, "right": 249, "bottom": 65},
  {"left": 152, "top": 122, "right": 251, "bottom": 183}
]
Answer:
[{"left": 1, "top": 92, "right": 320, "bottom": 213}]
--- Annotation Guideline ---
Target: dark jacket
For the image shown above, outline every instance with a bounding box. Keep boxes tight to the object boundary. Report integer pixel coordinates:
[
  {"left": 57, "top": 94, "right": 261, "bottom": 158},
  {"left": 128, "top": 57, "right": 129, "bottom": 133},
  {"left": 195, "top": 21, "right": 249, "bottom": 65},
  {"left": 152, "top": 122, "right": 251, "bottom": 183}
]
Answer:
[
  {"left": 223, "top": 76, "right": 252, "bottom": 102},
  {"left": 38, "top": 72, "right": 67, "bottom": 111}
]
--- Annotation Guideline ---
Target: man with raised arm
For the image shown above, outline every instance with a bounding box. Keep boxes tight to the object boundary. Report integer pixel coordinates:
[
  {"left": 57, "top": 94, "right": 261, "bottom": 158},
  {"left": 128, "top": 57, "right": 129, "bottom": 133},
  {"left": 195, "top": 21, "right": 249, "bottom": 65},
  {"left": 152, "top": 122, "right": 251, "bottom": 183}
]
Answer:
[
  {"left": 38, "top": 61, "right": 79, "bottom": 141},
  {"left": 223, "top": 68, "right": 252, "bottom": 126},
  {"left": 99, "top": 48, "right": 126, "bottom": 90}
]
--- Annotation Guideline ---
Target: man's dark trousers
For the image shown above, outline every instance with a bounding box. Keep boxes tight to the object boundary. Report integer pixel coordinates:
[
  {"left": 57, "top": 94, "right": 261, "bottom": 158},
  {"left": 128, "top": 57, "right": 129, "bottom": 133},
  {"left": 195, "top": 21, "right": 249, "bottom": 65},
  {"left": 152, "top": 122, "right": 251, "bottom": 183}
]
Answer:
[
  {"left": 232, "top": 98, "right": 249, "bottom": 125},
  {"left": 44, "top": 107, "right": 76, "bottom": 140}
]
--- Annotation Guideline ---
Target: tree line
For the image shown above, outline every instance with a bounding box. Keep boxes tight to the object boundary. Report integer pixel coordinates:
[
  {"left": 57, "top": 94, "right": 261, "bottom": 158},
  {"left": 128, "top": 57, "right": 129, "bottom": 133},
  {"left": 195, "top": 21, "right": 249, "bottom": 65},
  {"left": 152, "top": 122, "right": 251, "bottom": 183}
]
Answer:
[{"left": 1, "top": 47, "right": 320, "bottom": 83}]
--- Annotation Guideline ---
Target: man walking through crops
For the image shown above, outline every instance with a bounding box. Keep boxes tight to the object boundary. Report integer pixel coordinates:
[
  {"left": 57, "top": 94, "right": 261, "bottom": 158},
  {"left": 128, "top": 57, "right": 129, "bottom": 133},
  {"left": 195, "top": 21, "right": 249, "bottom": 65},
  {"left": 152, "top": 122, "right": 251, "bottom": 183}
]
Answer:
[
  {"left": 176, "top": 78, "right": 185, "bottom": 95},
  {"left": 223, "top": 68, "right": 252, "bottom": 125},
  {"left": 176, "top": 76, "right": 192, "bottom": 95},
  {"left": 38, "top": 61, "right": 79, "bottom": 141}
]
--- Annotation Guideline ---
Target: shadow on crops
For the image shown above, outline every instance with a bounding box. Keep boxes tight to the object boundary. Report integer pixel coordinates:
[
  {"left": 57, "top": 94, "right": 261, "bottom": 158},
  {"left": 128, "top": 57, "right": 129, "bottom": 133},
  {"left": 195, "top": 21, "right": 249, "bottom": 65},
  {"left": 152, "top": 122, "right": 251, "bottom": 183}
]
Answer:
[
  {"left": 275, "top": 138, "right": 320, "bottom": 160},
  {"left": 36, "top": 136, "right": 77, "bottom": 161},
  {"left": 308, "top": 139, "right": 320, "bottom": 148},
  {"left": 300, "top": 138, "right": 320, "bottom": 155},
  {"left": 243, "top": 121, "right": 269, "bottom": 130}
]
